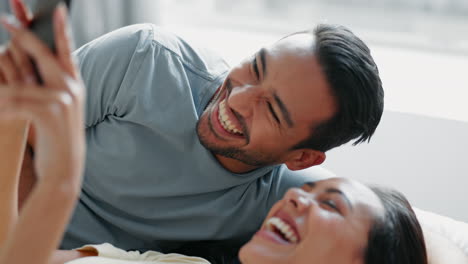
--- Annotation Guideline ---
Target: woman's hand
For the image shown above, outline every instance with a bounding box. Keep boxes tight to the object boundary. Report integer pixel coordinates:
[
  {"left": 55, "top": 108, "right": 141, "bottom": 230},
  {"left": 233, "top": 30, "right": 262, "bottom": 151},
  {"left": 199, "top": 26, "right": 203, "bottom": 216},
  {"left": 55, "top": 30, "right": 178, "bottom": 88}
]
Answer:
[
  {"left": 0, "top": 3, "right": 85, "bottom": 184},
  {"left": 0, "top": 0, "right": 34, "bottom": 85},
  {"left": 0, "top": 4, "right": 87, "bottom": 264}
]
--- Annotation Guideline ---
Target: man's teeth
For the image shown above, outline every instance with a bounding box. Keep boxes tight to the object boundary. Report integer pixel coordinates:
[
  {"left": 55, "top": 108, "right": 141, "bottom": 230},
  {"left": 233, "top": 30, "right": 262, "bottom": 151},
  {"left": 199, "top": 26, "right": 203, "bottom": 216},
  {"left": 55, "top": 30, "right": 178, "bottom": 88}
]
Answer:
[
  {"left": 266, "top": 217, "right": 298, "bottom": 243},
  {"left": 219, "top": 100, "right": 243, "bottom": 135}
]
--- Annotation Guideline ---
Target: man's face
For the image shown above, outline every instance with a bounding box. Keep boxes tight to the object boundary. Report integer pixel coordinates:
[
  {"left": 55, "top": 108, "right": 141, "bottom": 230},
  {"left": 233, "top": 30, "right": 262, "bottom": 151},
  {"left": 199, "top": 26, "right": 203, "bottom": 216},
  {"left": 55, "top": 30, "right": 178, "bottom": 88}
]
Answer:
[{"left": 197, "top": 33, "right": 337, "bottom": 173}]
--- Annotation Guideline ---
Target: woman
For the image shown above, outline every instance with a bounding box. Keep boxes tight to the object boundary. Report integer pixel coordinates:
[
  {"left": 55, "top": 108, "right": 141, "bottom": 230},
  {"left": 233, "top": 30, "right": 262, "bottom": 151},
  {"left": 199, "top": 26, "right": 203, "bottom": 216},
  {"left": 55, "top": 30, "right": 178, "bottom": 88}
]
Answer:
[
  {"left": 0, "top": 1, "right": 85, "bottom": 264},
  {"left": 65, "top": 179, "right": 429, "bottom": 264},
  {"left": 0, "top": 2, "right": 427, "bottom": 264}
]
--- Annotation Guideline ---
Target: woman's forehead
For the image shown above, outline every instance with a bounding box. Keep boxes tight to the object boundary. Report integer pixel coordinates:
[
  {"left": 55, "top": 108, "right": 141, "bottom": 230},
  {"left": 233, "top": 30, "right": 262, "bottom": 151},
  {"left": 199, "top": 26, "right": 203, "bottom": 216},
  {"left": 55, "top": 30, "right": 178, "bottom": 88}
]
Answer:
[{"left": 303, "top": 178, "right": 384, "bottom": 215}]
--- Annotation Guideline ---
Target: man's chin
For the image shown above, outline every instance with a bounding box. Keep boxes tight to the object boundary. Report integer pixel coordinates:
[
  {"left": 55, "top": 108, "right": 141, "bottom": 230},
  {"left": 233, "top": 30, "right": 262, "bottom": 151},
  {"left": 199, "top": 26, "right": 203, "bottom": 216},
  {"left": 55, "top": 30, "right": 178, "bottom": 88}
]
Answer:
[
  {"left": 196, "top": 119, "right": 279, "bottom": 168},
  {"left": 204, "top": 145, "right": 277, "bottom": 168}
]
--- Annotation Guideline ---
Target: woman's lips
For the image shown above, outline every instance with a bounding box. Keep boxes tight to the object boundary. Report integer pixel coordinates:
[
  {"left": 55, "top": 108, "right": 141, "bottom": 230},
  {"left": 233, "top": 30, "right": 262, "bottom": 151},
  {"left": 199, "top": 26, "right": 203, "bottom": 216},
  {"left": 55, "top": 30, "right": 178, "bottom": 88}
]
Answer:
[
  {"left": 254, "top": 229, "right": 293, "bottom": 245},
  {"left": 271, "top": 210, "right": 301, "bottom": 243}
]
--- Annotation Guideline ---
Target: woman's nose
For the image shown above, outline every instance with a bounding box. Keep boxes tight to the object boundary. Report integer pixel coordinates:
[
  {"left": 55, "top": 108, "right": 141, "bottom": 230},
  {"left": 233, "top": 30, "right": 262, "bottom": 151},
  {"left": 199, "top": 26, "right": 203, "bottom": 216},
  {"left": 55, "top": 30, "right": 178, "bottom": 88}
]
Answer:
[{"left": 285, "top": 188, "right": 313, "bottom": 213}]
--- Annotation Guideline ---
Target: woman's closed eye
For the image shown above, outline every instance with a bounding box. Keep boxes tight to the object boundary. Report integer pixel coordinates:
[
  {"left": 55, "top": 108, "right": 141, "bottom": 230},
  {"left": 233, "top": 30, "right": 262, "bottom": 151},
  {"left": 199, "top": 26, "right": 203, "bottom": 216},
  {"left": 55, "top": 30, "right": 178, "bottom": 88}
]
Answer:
[{"left": 321, "top": 199, "right": 343, "bottom": 215}]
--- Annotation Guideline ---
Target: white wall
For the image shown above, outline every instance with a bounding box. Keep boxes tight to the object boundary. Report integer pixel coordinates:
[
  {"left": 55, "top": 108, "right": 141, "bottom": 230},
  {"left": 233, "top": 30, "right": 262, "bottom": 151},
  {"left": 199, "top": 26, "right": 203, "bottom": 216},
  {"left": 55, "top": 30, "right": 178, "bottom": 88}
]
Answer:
[{"left": 323, "top": 111, "right": 468, "bottom": 222}]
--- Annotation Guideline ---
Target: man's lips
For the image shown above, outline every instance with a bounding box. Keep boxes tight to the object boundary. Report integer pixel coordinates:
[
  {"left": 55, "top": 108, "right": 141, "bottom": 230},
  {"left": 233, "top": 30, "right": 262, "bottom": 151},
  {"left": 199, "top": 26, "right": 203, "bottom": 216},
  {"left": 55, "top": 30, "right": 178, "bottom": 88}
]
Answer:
[
  {"left": 211, "top": 102, "right": 245, "bottom": 139},
  {"left": 209, "top": 84, "right": 247, "bottom": 139}
]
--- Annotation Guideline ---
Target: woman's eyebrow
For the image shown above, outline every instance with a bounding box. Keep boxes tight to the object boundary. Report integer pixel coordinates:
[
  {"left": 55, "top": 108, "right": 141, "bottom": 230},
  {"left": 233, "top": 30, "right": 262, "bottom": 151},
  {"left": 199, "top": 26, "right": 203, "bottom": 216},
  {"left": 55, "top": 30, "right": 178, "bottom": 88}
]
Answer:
[
  {"left": 258, "top": 48, "right": 267, "bottom": 78},
  {"left": 325, "top": 188, "right": 354, "bottom": 211},
  {"left": 304, "top": 181, "right": 316, "bottom": 188}
]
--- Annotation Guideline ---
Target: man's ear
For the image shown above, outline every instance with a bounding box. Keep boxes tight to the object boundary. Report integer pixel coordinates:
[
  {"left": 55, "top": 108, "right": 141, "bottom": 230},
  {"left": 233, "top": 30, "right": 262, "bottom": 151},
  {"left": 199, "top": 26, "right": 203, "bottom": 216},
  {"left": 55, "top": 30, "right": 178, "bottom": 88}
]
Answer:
[{"left": 284, "top": 149, "right": 326, "bottom": 171}]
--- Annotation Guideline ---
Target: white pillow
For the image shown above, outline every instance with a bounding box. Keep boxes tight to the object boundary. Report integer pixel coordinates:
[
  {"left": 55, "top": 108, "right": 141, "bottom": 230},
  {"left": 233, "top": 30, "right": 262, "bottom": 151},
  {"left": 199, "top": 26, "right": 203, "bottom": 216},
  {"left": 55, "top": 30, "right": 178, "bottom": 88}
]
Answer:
[{"left": 415, "top": 208, "right": 468, "bottom": 263}]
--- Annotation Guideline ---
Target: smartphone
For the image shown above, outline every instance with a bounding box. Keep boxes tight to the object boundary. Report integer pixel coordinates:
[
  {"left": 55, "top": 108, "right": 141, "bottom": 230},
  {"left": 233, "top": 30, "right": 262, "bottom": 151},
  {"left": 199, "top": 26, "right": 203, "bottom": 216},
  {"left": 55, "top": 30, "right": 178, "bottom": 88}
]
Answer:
[
  {"left": 27, "top": 0, "right": 64, "bottom": 83},
  {"left": 29, "top": 0, "right": 64, "bottom": 52}
]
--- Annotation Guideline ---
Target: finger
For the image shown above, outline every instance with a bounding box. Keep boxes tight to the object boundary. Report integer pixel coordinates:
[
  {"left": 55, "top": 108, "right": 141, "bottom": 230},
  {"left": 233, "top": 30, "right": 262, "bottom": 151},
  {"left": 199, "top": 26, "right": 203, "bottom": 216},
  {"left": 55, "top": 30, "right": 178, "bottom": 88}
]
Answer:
[
  {"left": 1, "top": 17, "right": 65, "bottom": 89},
  {"left": 0, "top": 84, "right": 72, "bottom": 122},
  {"left": 0, "top": 94, "right": 50, "bottom": 125},
  {"left": 0, "top": 47, "right": 7, "bottom": 83},
  {"left": 0, "top": 71, "right": 6, "bottom": 83},
  {"left": 10, "top": 0, "right": 32, "bottom": 26},
  {"left": 0, "top": 83, "right": 38, "bottom": 119},
  {"left": 8, "top": 37, "right": 37, "bottom": 84},
  {"left": 0, "top": 45, "right": 21, "bottom": 83},
  {"left": 53, "top": 4, "right": 77, "bottom": 79}
]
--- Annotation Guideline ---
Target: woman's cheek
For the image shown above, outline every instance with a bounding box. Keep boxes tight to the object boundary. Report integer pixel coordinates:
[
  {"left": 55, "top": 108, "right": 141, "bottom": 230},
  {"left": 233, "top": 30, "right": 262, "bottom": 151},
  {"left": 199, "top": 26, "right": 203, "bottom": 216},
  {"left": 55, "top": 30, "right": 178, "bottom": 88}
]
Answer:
[{"left": 262, "top": 200, "right": 285, "bottom": 225}]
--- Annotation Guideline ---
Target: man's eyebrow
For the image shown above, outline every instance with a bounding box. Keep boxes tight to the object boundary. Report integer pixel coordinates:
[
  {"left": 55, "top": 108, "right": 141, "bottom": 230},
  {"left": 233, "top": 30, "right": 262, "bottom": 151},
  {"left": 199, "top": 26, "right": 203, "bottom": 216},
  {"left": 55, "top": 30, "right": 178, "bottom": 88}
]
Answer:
[
  {"left": 273, "top": 91, "right": 294, "bottom": 128},
  {"left": 325, "top": 188, "right": 354, "bottom": 211}
]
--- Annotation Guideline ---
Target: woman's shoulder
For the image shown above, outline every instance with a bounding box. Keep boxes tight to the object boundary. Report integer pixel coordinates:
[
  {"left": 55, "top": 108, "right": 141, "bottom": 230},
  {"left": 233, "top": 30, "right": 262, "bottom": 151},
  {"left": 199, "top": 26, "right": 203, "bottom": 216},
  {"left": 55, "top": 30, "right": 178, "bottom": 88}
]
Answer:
[{"left": 67, "top": 243, "right": 210, "bottom": 264}]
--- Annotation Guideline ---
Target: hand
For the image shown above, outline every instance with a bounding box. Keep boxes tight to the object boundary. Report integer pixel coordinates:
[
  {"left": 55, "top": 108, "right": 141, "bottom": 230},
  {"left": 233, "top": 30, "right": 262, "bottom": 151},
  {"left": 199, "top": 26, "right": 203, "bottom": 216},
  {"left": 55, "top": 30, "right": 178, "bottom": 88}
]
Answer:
[
  {"left": 0, "top": 4, "right": 85, "bottom": 184},
  {"left": 0, "top": 0, "right": 34, "bottom": 85}
]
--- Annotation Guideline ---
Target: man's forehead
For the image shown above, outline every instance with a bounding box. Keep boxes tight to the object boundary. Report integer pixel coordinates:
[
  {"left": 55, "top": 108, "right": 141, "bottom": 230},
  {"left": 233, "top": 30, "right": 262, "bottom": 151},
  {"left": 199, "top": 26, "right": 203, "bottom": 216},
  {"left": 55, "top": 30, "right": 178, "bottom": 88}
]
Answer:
[{"left": 268, "top": 32, "right": 316, "bottom": 55}]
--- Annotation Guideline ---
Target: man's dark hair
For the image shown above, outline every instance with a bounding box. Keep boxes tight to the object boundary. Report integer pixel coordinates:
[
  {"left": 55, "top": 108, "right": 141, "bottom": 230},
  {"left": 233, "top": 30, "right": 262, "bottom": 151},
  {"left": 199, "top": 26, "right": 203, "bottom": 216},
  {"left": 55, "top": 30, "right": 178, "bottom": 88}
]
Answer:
[
  {"left": 366, "top": 186, "right": 428, "bottom": 264},
  {"left": 293, "top": 24, "right": 384, "bottom": 152}
]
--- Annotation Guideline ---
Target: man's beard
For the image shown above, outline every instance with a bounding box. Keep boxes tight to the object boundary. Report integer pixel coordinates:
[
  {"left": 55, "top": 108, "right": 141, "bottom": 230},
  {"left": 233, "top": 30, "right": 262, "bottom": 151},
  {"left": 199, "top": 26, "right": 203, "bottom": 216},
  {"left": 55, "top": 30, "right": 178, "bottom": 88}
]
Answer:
[{"left": 196, "top": 114, "right": 278, "bottom": 168}]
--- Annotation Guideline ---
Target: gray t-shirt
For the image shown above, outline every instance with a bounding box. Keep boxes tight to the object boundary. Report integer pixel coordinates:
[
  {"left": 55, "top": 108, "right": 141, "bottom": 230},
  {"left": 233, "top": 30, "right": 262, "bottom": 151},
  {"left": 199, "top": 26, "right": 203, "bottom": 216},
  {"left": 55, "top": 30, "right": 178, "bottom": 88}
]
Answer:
[{"left": 62, "top": 24, "right": 331, "bottom": 252}]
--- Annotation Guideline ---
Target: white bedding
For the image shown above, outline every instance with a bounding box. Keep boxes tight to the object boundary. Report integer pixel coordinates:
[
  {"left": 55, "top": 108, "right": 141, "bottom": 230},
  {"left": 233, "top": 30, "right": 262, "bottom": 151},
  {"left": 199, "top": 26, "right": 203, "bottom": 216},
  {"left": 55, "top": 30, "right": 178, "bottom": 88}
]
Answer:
[{"left": 415, "top": 208, "right": 468, "bottom": 263}]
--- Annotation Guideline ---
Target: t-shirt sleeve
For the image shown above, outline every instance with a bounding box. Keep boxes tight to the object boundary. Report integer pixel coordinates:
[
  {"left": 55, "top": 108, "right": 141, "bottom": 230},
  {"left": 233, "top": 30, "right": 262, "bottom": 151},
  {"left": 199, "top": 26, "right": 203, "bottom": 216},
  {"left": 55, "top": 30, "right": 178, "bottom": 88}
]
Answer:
[
  {"left": 74, "top": 243, "right": 210, "bottom": 263},
  {"left": 73, "top": 24, "right": 155, "bottom": 129}
]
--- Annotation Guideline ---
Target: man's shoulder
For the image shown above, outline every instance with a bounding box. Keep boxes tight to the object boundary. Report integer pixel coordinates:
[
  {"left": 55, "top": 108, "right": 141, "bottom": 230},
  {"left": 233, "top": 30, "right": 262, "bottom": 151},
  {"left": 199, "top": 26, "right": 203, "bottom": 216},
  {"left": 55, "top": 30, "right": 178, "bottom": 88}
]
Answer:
[
  {"left": 268, "top": 165, "right": 336, "bottom": 192},
  {"left": 272, "top": 164, "right": 335, "bottom": 180},
  {"left": 88, "top": 23, "right": 229, "bottom": 79},
  {"left": 149, "top": 25, "right": 230, "bottom": 78},
  {"left": 74, "top": 24, "right": 154, "bottom": 59}
]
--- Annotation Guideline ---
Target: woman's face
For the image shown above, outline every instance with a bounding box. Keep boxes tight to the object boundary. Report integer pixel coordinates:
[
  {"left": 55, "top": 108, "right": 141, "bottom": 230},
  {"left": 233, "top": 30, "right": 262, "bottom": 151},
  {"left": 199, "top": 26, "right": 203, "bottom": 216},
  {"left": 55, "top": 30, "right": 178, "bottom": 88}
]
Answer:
[{"left": 239, "top": 178, "right": 384, "bottom": 264}]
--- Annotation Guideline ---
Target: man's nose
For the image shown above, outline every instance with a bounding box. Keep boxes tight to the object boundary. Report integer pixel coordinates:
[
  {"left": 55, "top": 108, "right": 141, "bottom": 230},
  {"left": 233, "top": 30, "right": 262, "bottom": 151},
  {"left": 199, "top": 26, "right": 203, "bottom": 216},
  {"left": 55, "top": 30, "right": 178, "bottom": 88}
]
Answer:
[
  {"left": 285, "top": 188, "right": 313, "bottom": 213},
  {"left": 227, "top": 84, "right": 262, "bottom": 118}
]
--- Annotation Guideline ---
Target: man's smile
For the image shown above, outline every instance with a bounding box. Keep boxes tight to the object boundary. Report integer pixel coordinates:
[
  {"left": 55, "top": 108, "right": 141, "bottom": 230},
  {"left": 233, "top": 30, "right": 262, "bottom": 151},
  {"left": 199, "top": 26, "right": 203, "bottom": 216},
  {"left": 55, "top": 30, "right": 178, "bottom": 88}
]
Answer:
[
  {"left": 218, "top": 100, "right": 243, "bottom": 135},
  {"left": 210, "top": 97, "right": 247, "bottom": 141}
]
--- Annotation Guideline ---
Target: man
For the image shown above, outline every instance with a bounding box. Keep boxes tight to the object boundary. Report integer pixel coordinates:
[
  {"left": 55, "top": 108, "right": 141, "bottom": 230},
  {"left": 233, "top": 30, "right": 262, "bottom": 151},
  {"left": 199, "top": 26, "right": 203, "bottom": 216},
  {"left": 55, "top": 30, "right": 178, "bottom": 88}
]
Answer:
[{"left": 1, "top": 1, "right": 383, "bottom": 262}]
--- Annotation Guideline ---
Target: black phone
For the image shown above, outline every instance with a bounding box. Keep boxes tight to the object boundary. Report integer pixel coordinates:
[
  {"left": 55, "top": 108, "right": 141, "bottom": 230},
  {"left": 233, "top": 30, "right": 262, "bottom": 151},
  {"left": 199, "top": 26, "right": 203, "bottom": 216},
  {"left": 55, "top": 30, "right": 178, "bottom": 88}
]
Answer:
[
  {"left": 28, "top": 0, "right": 64, "bottom": 52},
  {"left": 27, "top": 0, "right": 68, "bottom": 83}
]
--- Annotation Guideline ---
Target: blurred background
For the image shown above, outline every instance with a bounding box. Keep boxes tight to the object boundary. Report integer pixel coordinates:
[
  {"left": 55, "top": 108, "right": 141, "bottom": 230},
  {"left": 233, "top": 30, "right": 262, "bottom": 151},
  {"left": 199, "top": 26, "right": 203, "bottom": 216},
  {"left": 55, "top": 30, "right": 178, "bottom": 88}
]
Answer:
[{"left": 1, "top": 0, "right": 467, "bottom": 221}]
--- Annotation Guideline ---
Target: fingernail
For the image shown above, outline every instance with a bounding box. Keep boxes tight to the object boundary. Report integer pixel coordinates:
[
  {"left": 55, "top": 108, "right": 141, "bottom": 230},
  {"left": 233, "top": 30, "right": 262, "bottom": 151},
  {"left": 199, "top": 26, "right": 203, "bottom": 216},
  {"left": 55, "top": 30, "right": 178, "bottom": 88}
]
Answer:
[
  {"left": 0, "top": 14, "right": 21, "bottom": 31},
  {"left": 57, "top": 2, "right": 67, "bottom": 22}
]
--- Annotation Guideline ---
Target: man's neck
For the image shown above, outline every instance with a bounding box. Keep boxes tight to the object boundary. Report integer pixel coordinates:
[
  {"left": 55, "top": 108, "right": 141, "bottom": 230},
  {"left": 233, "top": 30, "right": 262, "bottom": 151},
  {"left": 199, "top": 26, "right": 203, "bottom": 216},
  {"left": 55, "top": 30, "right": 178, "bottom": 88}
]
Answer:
[{"left": 214, "top": 154, "right": 259, "bottom": 174}]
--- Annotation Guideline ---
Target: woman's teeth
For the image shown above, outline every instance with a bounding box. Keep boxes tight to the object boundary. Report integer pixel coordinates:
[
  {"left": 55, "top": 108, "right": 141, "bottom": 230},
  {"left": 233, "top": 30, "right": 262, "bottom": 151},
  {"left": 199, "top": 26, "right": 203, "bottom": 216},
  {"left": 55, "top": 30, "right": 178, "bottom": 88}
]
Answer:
[
  {"left": 266, "top": 217, "right": 299, "bottom": 243},
  {"left": 219, "top": 100, "right": 243, "bottom": 135}
]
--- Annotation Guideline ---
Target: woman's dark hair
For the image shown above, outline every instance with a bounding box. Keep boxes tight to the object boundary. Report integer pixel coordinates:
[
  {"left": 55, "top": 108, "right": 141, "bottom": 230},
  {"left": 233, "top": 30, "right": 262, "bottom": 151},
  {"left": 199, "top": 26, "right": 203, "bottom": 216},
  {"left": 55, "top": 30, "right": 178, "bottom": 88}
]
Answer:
[
  {"left": 293, "top": 24, "right": 384, "bottom": 152},
  {"left": 366, "top": 186, "right": 428, "bottom": 264}
]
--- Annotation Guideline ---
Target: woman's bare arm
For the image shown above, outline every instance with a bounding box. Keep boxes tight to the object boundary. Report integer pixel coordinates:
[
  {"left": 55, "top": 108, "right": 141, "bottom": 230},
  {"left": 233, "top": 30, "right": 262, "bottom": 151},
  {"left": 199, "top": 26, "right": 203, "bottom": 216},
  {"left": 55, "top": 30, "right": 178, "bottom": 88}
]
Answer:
[
  {"left": 0, "top": 3, "right": 88, "bottom": 263},
  {"left": 0, "top": 120, "right": 29, "bottom": 248}
]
